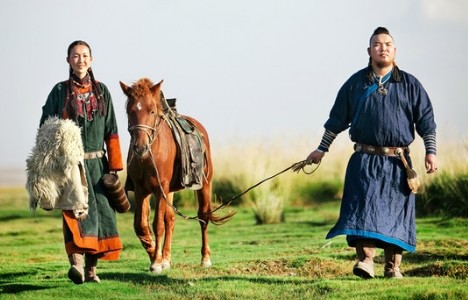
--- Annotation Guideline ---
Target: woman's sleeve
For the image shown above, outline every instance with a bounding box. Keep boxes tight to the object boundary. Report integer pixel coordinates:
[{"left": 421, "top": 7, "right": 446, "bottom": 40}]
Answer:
[
  {"left": 40, "top": 83, "right": 64, "bottom": 126},
  {"left": 102, "top": 83, "right": 124, "bottom": 171}
]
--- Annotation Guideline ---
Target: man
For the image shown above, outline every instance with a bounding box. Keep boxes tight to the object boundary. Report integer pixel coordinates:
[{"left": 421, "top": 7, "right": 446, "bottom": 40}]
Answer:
[{"left": 304, "top": 27, "right": 437, "bottom": 279}]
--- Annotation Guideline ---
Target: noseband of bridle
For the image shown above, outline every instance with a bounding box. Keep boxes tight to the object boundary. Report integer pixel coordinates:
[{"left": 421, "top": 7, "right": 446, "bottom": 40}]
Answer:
[{"left": 128, "top": 122, "right": 158, "bottom": 146}]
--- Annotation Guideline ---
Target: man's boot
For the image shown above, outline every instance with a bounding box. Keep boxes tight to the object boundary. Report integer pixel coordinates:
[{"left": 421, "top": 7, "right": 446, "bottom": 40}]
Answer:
[
  {"left": 384, "top": 247, "right": 403, "bottom": 278},
  {"left": 353, "top": 239, "right": 375, "bottom": 279},
  {"left": 68, "top": 253, "right": 85, "bottom": 284},
  {"left": 84, "top": 254, "right": 101, "bottom": 283}
]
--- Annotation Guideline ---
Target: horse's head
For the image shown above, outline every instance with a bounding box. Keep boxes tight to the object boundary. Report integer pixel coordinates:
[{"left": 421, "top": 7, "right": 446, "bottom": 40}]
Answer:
[{"left": 120, "top": 78, "right": 164, "bottom": 157}]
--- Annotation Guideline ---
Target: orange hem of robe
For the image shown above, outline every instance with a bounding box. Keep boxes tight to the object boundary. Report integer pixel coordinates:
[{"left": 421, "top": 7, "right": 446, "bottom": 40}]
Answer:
[{"left": 63, "top": 211, "right": 122, "bottom": 261}]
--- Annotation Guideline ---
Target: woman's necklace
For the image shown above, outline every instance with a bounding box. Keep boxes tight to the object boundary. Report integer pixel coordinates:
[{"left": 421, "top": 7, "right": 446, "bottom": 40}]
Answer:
[{"left": 373, "top": 71, "right": 392, "bottom": 95}]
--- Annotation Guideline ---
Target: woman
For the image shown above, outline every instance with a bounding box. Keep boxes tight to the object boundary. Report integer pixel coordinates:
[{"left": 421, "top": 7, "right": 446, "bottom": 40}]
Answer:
[{"left": 40, "top": 40, "right": 124, "bottom": 284}]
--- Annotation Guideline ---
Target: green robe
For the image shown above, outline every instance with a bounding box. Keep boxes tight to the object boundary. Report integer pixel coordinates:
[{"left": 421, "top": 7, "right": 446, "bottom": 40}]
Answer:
[{"left": 40, "top": 80, "right": 124, "bottom": 259}]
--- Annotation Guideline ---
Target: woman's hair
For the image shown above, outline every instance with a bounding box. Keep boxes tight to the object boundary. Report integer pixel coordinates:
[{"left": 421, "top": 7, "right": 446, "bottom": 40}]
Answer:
[
  {"left": 67, "top": 40, "right": 92, "bottom": 57},
  {"left": 65, "top": 40, "right": 106, "bottom": 119}
]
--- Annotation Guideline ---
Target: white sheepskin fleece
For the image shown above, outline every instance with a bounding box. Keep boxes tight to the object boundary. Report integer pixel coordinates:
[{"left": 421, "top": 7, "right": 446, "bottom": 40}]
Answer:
[{"left": 26, "top": 117, "right": 88, "bottom": 218}]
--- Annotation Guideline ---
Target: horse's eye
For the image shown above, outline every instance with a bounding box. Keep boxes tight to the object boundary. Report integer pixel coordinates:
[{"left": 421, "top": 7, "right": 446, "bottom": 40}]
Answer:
[{"left": 150, "top": 110, "right": 156, "bottom": 115}]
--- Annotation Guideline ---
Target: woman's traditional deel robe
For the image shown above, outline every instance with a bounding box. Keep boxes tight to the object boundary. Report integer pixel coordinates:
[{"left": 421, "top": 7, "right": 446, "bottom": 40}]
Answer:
[
  {"left": 324, "top": 68, "right": 436, "bottom": 252},
  {"left": 40, "top": 80, "right": 124, "bottom": 260}
]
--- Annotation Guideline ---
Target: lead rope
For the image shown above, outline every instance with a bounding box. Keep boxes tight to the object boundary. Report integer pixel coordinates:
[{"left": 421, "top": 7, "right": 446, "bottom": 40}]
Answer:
[
  {"left": 146, "top": 156, "right": 320, "bottom": 223},
  {"left": 222, "top": 159, "right": 321, "bottom": 207},
  {"left": 131, "top": 112, "right": 321, "bottom": 221}
]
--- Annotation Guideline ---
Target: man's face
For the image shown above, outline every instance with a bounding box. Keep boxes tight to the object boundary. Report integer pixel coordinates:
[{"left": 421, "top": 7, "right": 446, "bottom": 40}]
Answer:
[{"left": 368, "top": 34, "right": 396, "bottom": 68}]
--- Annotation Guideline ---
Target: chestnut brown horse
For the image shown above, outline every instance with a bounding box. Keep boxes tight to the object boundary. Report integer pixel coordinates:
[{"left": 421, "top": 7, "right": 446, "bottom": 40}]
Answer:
[{"left": 120, "top": 78, "right": 234, "bottom": 273}]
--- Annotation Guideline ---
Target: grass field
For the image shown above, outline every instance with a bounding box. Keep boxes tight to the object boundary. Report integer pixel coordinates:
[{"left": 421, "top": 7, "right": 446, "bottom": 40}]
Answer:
[{"left": 0, "top": 186, "right": 467, "bottom": 300}]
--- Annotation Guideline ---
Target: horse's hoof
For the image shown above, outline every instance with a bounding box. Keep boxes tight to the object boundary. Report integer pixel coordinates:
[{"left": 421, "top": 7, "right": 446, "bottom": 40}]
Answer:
[
  {"left": 201, "top": 259, "right": 212, "bottom": 268},
  {"left": 150, "top": 264, "right": 163, "bottom": 274},
  {"left": 161, "top": 259, "right": 171, "bottom": 270}
]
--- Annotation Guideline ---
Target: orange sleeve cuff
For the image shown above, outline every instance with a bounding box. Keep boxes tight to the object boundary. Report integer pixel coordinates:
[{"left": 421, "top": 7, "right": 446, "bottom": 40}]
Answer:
[{"left": 106, "top": 135, "right": 124, "bottom": 171}]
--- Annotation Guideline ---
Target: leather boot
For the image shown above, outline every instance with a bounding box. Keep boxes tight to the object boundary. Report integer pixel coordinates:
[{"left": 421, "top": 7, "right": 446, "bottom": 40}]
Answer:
[
  {"left": 84, "top": 254, "right": 101, "bottom": 283},
  {"left": 384, "top": 247, "right": 403, "bottom": 278},
  {"left": 353, "top": 239, "right": 375, "bottom": 279},
  {"left": 68, "top": 253, "right": 85, "bottom": 284}
]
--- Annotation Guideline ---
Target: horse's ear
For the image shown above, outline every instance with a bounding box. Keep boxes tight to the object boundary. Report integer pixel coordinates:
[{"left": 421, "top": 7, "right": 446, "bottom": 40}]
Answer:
[
  {"left": 150, "top": 80, "right": 164, "bottom": 96},
  {"left": 119, "top": 81, "right": 131, "bottom": 95}
]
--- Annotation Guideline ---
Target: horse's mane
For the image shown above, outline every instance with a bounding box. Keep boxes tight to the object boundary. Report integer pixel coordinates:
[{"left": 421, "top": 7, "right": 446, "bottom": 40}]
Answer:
[
  {"left": 130, "top": 78, "right": 155, "bottom": 99},
  {"left": 125, "top": 78, "right": 162, "bottom": 113}
]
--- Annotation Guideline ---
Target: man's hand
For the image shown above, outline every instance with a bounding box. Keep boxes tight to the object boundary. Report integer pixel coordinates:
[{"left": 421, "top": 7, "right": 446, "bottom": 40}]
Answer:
[
  {"left": 307, "top": 149, "right": 325, "bottom": 164},
  {"left": 292, "top": 149, "right": 325, "bottom": 173},
  {"left": 425, "top": 153, "right": 438, "bottom": 174}
]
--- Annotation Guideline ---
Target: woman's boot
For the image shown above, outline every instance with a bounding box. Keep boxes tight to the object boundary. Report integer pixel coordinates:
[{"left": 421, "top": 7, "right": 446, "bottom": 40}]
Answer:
[
  {"left": 68, "top": 253, "right": 85, "bottom": 284},
  {"left": 384, "top": 247, "right": 403, "bottom": 278},
  {"left": 84, "top": 254, "right": 101, "bottom": 283},
  {"left": 353, "top": 239, "right": 375, "bottom": 279}
]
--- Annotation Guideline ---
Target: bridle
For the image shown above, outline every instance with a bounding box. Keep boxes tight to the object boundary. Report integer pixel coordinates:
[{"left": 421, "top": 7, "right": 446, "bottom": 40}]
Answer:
[
  {"left": 128, "top": 116, "right": 162, "bottom": 147},
  {"left": 127, "top": 99, "right": 164, "bottom": 156}
]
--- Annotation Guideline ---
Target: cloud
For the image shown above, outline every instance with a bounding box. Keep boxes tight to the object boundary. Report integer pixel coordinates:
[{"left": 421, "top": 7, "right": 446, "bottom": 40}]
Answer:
[{"left": 421, "top": 0, "right": 468, "bottom": 25}]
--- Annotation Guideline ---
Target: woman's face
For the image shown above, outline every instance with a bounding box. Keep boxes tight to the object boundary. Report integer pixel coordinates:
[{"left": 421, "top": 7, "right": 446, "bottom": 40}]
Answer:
[{"left": 67, "top": 44, "right": 93, "bottom": 79}]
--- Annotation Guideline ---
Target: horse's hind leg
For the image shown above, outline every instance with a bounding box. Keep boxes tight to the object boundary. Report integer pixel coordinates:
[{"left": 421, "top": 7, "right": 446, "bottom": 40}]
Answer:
[
  {"left": 197, "top": 184, "right": 212, "bottom": 268},
  {"left": 133, "top": 190, "right": 156, "bottom": 266}
]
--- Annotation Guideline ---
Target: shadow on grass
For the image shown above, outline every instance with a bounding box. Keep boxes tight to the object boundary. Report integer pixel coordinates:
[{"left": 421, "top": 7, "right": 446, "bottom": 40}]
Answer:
[
  {"left": 0, "top": 283, "right": 49, "bottom": 294},
  {"left": 332, "top": 249, "right": 468, "bottom": 263},
  {"left": 104, "top": 271, "right": 328, "bottom": 286},
  {"left": 405, "top": 251, "right": 468, "bottom": 263},
  {"left": 0, "top": 271, "right": 50, "bottom": 294},
  {"left": 103, "top": 271, "right": 346, "bottom": 297},
  {"left": 0, "top": 214, "right": 26, "bottom": 222},
  {"left": 331, "top": 251, "right": 468, "bottom": 279},
  {"left": 105, "top": 272, "right": 184, "bottom": 284},
  {"left": 0, "top": 212, "right": 61, "bottom": 222},
  {"left": 301, "top": 220, "right": 335, "bottom": 227},
  {"left": 405, "top": 262, "right": 468, "bottom": 279}
]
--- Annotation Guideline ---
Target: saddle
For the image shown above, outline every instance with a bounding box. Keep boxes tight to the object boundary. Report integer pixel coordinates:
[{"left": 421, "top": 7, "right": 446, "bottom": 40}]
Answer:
[
  {"left": 124, "top": 94, "right": 206, "bottom": 193},
  {"left": 161, "top": 94, "right": 205, "bottom": 190}
]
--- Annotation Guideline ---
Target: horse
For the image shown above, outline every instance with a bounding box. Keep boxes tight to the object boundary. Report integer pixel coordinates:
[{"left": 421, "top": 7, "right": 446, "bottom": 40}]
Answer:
[{"left": 119, "top": 78, "right": 234, "bottom": 273}]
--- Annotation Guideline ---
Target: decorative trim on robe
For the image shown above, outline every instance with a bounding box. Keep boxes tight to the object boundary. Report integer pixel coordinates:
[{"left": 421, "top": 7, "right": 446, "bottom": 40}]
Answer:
[{"left": 62, "top": 211, "right": 122, "bottom": 260}]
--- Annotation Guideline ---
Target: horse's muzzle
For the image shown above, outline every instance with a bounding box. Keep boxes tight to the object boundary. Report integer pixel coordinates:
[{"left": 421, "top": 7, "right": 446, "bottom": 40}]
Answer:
[{"left": 133, "top": 143, "right": 150, "bottom": 157}]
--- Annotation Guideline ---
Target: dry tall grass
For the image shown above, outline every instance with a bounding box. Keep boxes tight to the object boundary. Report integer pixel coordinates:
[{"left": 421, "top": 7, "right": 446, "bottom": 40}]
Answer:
[
  {"left": 119, "top": 133, "right": 467, "bottom": 221},
  {"left": 211, "top": 133, "right": 352, "bottom": 222},
  {"left": 211, "top": 133, "right": 468, "bottom": 222},
  {"left": 214, "top": 133, "right": 468, "bottom": 189}
]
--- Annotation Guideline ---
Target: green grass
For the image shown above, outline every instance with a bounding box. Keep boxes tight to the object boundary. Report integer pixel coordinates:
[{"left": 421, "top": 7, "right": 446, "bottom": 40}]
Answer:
[
  {"left": 417, "top": 171, "right": 468, "bottom": 218},
  {"left": 0, "top": 187, "right": 467, "bottom": 299}
]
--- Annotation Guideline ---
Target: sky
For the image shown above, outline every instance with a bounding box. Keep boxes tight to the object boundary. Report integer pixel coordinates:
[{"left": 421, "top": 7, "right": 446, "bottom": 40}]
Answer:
[{"left": 1, "top": 0, "right": 467, "bottom": 174}]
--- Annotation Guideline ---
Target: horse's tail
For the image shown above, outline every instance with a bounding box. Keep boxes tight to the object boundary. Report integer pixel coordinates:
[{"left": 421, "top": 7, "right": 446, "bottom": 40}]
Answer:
[{"left": 207, "top": 201, "right": 236, "bottom": 226}]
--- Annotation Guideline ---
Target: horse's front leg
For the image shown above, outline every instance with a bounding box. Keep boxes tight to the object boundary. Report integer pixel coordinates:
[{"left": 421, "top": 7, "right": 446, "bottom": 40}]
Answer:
[
  {"left": 161, "top": 192, "right": 176, "bottom": 270},
  {"left": 150, "top": 190, "right": 170, "bottom": 273},
  {"left": 133, "top": 189, "right": 156, "bottom": 265}
]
